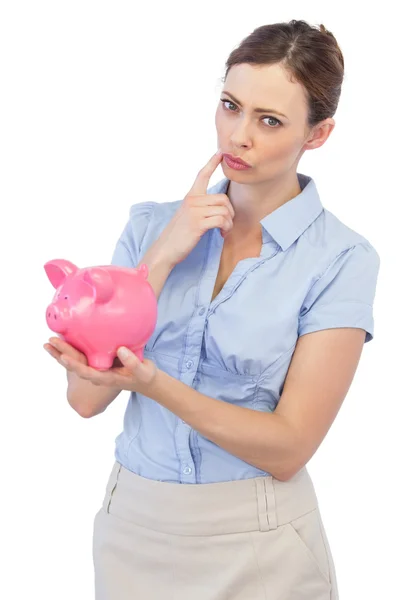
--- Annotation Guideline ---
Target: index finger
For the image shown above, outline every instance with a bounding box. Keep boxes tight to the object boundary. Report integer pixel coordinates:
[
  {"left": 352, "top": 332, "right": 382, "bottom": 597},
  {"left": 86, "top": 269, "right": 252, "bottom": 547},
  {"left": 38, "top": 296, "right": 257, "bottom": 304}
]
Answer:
[{"left": 186, "top": 150, "right": 223, "bottom": 197}]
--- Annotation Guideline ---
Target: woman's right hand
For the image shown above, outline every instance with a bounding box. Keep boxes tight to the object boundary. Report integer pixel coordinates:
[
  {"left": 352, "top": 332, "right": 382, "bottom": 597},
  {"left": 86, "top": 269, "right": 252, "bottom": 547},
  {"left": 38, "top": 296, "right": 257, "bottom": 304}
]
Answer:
[
  {"left": 44, "top": 337, "right": 129, "bottom": 384},
  {"left": 44, "top": 337, "right": 88, "bottom": 367},
  {"left": 151, "top": 150, "right": 235, "bottom": 267},
  {"left": 44, "top": 337, "right": 89, "bottom": 385}
]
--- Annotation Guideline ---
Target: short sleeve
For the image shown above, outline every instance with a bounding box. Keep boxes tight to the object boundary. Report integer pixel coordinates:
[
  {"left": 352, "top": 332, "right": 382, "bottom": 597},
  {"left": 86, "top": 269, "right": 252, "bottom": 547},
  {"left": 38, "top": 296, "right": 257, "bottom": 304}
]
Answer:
[
  {"left": 111, "top": 201, "right": 156, "bottom": 268},
  {"left": 298, "top": 242, "right": 380, "bottom": 343}
]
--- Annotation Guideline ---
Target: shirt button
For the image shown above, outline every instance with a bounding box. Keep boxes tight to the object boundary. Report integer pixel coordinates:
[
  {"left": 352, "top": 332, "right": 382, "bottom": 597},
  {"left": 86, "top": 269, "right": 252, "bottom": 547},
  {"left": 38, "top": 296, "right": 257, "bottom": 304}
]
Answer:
[
  {"left": 186, "top": 360, "right": 193, "bottom": 369},
  {"left": 199, "top": 307, "right": 205, "bottom": 315},
  {"left": 183, "top": 466, "right": 192, "bottom": 475}
]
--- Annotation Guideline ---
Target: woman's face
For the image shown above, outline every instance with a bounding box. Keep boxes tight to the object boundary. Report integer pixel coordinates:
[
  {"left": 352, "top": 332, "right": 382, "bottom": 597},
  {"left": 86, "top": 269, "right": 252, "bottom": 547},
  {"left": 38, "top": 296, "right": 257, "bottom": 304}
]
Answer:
[{"left": 215, "top": 62, "right": 330, "bottom": 181}]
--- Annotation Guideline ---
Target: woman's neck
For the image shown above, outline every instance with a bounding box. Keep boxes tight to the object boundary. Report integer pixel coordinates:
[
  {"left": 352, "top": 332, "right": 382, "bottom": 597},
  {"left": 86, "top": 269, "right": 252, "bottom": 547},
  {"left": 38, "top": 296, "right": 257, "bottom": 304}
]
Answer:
[{"left": 226, "top": 173, "right": 302, "bottom": 236}]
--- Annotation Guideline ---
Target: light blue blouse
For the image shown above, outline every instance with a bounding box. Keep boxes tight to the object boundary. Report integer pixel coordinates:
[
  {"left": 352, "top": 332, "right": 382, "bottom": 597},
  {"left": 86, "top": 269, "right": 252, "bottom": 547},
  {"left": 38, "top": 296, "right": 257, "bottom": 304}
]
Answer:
[{"left": 111, "top": 173, "right": 380, "bottom": 484}]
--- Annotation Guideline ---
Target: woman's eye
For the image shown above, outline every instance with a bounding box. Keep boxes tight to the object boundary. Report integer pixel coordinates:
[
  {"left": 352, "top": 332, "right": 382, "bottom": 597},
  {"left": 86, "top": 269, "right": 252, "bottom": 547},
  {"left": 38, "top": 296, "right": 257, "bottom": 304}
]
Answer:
[
  {"left": 220, "top": 99, "right": 281, "bottom": 128},
  {"left": 262, "top": 116, "right": 281, "bottom": 128},
  {"left": 221, "top": 99, "right": 236, "bottom": 111}
]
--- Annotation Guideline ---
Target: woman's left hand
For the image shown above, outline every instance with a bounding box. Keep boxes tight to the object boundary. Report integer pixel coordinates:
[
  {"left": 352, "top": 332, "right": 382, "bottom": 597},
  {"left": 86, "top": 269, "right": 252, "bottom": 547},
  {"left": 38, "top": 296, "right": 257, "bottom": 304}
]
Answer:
[{"left": 59, "top": 347, "right": 158, "bottom": 394}]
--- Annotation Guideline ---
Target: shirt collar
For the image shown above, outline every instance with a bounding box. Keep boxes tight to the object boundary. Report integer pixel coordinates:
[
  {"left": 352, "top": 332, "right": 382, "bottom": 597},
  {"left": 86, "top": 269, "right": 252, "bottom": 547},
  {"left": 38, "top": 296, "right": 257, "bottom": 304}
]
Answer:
[{"left": 207, "top": 173, "right": 324, "bottom": 252}]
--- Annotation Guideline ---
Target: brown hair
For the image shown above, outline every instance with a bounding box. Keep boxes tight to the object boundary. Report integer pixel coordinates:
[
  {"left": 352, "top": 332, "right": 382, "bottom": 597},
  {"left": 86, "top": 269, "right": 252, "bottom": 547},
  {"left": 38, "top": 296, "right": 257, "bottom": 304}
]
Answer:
[{"left": 221, "top": 20, "right": 345, "bottom": 128}]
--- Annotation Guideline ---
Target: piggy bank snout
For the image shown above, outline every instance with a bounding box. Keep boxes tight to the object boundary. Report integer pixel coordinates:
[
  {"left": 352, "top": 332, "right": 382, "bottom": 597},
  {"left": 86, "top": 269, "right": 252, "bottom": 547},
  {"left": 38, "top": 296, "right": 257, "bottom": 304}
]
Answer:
[{"left": 46, "top": 303, "right": 65, "bottom": 333}]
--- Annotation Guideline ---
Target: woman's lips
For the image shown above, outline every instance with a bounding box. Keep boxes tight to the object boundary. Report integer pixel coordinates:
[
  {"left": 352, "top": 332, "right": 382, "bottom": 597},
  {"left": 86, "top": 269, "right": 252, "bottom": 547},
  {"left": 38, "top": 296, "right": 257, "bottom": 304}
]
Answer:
[{"left": 223, "top": 154, "right": 252, "bottom": 170}]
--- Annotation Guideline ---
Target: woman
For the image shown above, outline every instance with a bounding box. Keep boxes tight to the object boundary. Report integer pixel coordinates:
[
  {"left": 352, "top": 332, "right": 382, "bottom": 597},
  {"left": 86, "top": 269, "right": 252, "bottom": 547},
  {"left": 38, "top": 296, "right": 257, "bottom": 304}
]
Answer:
[{"left": 44, "top": 20, "right": 380, "bottom": 599}]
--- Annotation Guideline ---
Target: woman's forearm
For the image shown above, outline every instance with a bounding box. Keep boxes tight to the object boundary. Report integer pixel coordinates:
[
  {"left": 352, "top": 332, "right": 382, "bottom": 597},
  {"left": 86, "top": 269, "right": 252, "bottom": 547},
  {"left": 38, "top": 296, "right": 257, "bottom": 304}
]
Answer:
[
  {"left": 138, "top": 243, "right": 175, "bottom": 300},
  {"left": 146, "top": 369, "right": 299, "bottom": 481},
  {"left": 67, "top": 373, "right": 122, "bottom": 418}
]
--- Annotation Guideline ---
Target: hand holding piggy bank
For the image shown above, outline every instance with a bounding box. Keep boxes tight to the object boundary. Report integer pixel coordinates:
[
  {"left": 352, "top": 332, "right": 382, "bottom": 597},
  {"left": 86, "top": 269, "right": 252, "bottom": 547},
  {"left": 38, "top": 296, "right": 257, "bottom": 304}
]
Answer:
[{"left": 44, "top": 259, "right": 157, "bottom": 370}]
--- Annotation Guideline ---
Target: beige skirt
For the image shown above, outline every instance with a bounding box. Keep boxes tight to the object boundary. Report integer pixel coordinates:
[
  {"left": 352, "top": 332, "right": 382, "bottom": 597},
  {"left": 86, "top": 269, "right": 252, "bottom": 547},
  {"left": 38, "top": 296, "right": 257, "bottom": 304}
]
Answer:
[{"left": 92, "top": 460, "right": 339, "bottom": 599}]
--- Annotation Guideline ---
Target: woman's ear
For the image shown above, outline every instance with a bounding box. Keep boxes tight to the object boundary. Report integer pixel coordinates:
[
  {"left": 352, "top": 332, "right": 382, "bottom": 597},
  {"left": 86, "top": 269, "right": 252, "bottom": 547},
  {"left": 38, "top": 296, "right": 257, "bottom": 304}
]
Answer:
[{"left": 304, "top": 118, "right": 335, "bottom": 151}]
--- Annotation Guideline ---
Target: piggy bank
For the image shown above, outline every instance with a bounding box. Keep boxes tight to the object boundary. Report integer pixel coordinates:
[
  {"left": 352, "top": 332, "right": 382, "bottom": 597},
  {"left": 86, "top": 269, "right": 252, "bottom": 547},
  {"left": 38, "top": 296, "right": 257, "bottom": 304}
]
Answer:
[{"left": 44, "top": 259, "right": 157, "bottom": 370}]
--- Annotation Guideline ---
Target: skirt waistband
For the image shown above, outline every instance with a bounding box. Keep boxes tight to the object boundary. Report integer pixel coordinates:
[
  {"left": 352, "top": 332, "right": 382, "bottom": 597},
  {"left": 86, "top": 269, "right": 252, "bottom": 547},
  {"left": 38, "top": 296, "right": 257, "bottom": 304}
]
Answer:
[{"left": 101, "top": 461, "right": 320, "bottom": 536}]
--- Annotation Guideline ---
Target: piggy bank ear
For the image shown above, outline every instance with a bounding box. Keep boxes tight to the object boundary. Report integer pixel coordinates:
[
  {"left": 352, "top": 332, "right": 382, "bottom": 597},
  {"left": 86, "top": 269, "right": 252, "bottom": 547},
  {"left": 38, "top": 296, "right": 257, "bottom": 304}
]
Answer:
[
  {"left": 44, "top": 259, "right": 78, "bottom": 289},
  {"left": 83, "top": 267, "right": 114, "bottom": 304}
]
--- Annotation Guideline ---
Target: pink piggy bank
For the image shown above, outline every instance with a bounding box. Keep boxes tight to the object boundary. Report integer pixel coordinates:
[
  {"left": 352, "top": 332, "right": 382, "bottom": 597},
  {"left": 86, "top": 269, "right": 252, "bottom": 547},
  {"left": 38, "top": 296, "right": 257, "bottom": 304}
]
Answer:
[{"left": 44, "top": 259, "right": 157, "bottom": 370}]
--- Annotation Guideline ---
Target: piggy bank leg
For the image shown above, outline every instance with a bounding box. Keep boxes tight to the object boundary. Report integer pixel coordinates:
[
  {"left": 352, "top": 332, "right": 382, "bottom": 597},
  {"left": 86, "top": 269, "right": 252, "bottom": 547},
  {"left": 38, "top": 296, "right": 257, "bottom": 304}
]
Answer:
[{"left": 88, "top": 353, "right": 114, "bottom": 371}]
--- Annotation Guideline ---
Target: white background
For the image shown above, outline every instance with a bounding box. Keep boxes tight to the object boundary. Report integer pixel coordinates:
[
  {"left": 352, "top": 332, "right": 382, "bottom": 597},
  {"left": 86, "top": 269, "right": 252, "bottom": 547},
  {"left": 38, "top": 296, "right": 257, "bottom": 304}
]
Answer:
[{"left": 1, "top": 1, "right": 398, "bottom": 598}]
